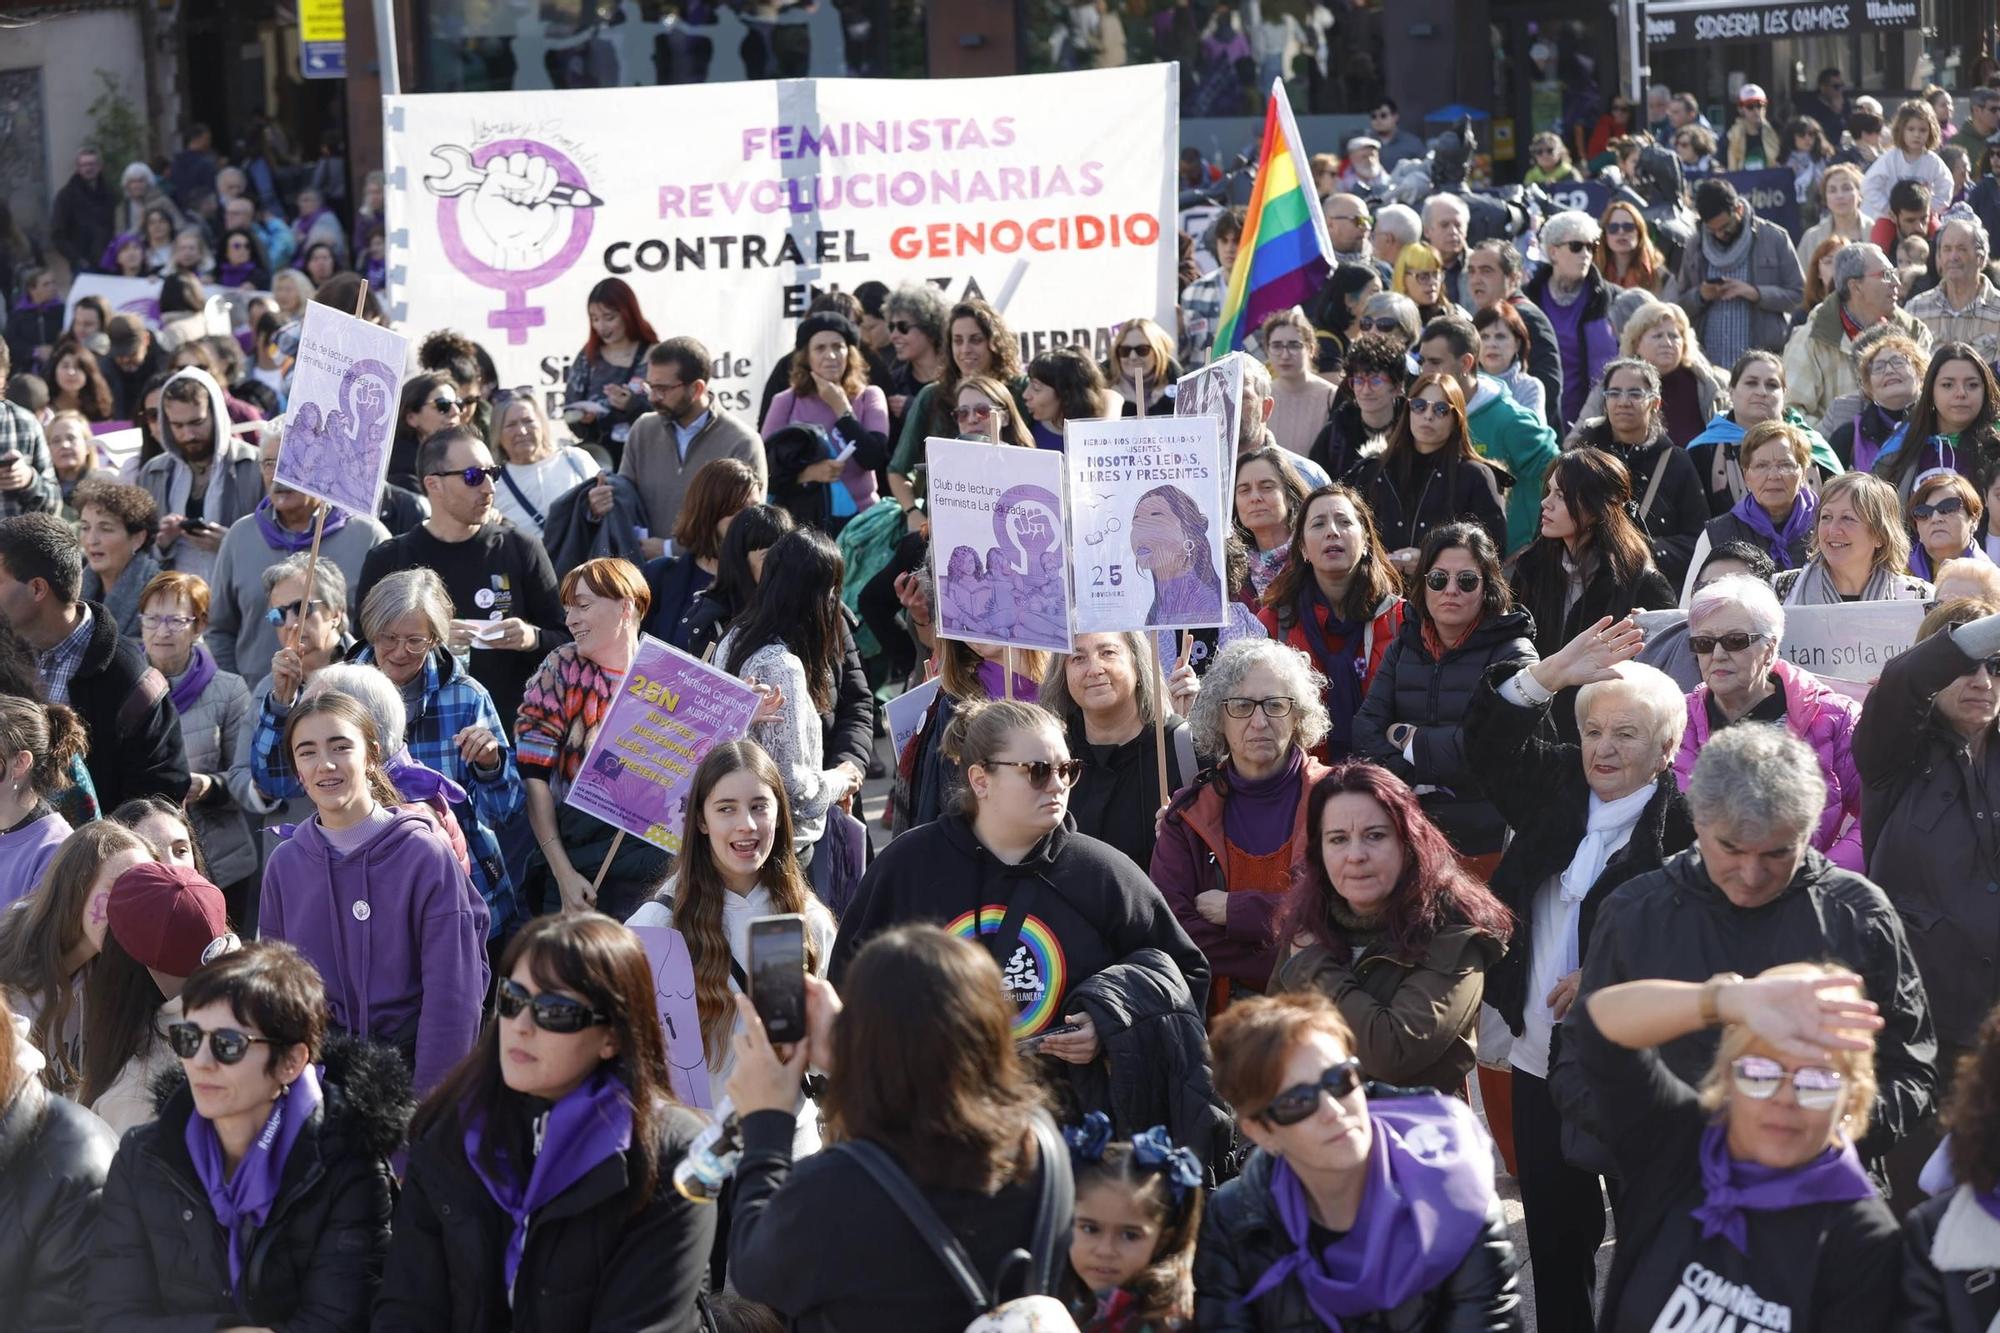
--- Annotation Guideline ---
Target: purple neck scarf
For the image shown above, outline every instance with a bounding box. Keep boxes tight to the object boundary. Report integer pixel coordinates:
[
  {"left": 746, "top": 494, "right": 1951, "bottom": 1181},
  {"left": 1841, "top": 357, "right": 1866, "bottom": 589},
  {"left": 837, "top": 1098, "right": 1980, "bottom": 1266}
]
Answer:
[
  {"left": 217, "top": 261, "right": 259, "bottom": 288},
  {"left": 975, "top": 657, "right": 1041, "bottom": 701},
  {"left": 464, "top": 1070, "right": 634, "bottom": 1302},
  {"left": 255, "top": 496, "right": 347, "bottom": 552},
  {"left": 185, "top": 1063, "right": 325, "bottom": 1292},
  {"left": 385, "top": 748, "right": 468, "bottom": 807},
  {"left": 169, "top": 643, "right": 220, "bottom": 713},
  {"left": 1690, "top": 1123, "right": 1876, "bottom": 1255},
  {"left": 1243, "top": 1096, "right": 1494, "bottom": 1328},
  {"left": 1223, "top": 747, "right": 1305, "bottom": 856},
  {"left": 1728, "top": 484, "right": 1816, "bottom": 571},
  {"left": 1910, "top": 542, "right": 1979, "bottom": 582}
]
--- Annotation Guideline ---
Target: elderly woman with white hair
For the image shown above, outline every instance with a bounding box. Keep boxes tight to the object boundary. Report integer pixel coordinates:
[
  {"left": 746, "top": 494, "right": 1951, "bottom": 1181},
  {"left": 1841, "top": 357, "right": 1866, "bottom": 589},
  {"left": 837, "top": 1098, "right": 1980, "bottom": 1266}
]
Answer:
[
  {"left": 1462, "top": 615, "right": 1695, "bottom": 1333},
  {"left": 493, "top": 393, "right": 597, "bottom": 543},
  {"left": 1356, "top": 290, "right": 1423, "bottom": 349},
  {"left": 1669, "top": 574, "right": 1863, "bottom": 868},
  {"left": 1153, "top": 637, "right": 1334, "bottom": 1014},
  {"left": 1372, "top": 202, "right": 1422, "bottom": 270},
  {"left": 1526, "top": 211, "right": 1620, "bottom": 433},
  {"left": 1569, "top": 300, "right": 1729, "bottom": 448}
]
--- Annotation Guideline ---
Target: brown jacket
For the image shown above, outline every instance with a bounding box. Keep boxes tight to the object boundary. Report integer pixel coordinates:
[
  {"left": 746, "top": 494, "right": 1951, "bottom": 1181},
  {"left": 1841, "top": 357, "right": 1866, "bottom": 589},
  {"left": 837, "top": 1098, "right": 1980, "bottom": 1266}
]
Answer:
[{"left": 1272, "top": 919, "right": 1503, "bottom": 1093}]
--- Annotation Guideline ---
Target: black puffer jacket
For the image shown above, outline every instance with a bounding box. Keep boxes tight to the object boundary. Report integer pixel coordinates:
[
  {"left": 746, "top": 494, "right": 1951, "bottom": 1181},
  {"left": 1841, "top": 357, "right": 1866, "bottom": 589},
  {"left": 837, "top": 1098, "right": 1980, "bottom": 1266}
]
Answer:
[
  {"left": 1352, "top": 608, "right": 1537, "bottom": 855},
  {"left": 1900, "top": 1187, "right": 2000, "bottom": 1333},
  {"left": 375, "top": 1097, "right": 714, "bottom": 1333},
  {"left": 1194, "top": 1122, "right": 1523, "bottom": 1332},
  {"left": 0, "top": 1066, "right": 116, "bottom": 1333},
  {"left": 87, "top": 1034, "right": 408, "bottom": 1332},
  {"left": 1351, "top": 450, "right": 1508, "bottom": 558},
  {"left": 1562, "top": 420, "right": 1711, "bottom": 587}
]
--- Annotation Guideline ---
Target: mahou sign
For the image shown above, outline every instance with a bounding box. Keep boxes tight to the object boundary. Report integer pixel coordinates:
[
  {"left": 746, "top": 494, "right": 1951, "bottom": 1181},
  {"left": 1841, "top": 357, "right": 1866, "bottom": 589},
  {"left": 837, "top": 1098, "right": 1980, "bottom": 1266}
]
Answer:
[{"left": 1645, "top": 0, "right": 1919, "bottom": 48}]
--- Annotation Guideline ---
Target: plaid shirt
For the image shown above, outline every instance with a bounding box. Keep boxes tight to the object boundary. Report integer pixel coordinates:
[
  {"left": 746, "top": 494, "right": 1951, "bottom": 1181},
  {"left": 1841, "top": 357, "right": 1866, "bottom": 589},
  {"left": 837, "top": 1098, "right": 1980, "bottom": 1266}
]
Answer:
[
  {"left": 252, "top": 650, "right": 526, "bottom": 938},
  {"left": 37, "top": 605, "right": 95, "bottom": 705},
  {"left": 1178, "top": 268, "right": 1228, "bottom": 367},
  {"left": 1907, "top": 276, "right": 2000, "bottom": 367},
  {"left": 0, "top": 404, "right": 64, "bottom": 518}
]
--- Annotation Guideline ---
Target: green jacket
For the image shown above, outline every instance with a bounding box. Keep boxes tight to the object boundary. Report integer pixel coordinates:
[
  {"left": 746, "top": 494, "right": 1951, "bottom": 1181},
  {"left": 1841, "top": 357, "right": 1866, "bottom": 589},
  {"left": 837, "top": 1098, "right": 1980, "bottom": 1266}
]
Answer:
[{"left": 1465, "top": 374, "right": 1560, "bottom": 553}]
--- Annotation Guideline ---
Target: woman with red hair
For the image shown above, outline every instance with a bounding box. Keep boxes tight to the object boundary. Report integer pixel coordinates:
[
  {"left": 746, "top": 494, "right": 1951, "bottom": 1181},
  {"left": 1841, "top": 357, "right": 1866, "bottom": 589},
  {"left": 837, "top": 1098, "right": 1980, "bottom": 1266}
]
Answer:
[
  {"left": 1270, "top": 762, "right": 1512, "bottom": 1092},
  {"left": 563, "top": 277, "right": 659, "bottom": 458}
]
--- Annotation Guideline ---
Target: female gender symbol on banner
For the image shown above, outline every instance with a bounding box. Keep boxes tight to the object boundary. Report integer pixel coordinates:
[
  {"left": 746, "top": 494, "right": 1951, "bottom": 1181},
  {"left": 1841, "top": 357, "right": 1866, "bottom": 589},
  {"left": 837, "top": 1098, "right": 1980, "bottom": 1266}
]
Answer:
[{"left": 425, "top": 138, "right": 598, "bottom": 345}]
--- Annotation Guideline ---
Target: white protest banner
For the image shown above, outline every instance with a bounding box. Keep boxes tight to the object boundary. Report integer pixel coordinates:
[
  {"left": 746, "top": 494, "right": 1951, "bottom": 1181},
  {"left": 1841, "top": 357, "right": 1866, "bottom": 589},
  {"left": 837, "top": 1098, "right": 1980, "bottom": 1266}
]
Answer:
[
  {"left": 628, "top": 925, "right": 713, "bottom": 1109},
  {"left": 64, "top": 274, "right": 162, "bottom": 331},
  {"left": 385, "top": 66, "right": 1176, "bottom": 417},
  {"left": 1174, "top": 352, "right": 1245, "bottom": 465},
  {"left": 885, "top": 676, "right": 942, "bottom": 763},
  {"left": 275, "top": 303, "right": 411, "bottom": 519},
  {"left": 1777, "top": 600, "right": 1926, "bottom": 698},
  {"left": 1067, "top": 415, "right": 1229, "bottom": 633},
  {"left": 92, "top": 427, "right": 144, "bottom": 479},
  {"left": 927, "top": 439, "right": 1072, "bottom": 654}
]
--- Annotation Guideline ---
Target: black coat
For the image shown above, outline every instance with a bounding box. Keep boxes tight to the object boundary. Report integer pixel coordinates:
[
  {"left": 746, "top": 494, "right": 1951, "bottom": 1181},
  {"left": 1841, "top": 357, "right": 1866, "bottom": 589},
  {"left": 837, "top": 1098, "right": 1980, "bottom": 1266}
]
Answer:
[
  {"left": 0, "top": 1072, "right": 116, "bottom": 1333},
  {"left": 1507, "top": 544, "right": 1678, "bottom": 662},
  {"left": 1505, "top": 293, "right": 1564, "bottom": 430},
  {"left": 1462, "top": 664, "right": 1695, "bottom": 1034},
  {"left": 1351, "top": 449, "right": 1508, "bottom": 558},
  {"left": 1063, "top": 714, "right": 1192, "bottom": 871},
  {"left": 49, "top": 171, "right": 116, "bottom": 274},
  {"left": 1900, "top": 1189, "right": 2000, "bottom": 1333},
  {"left": 375, "top": 1099, "right": 714, "bottom": 1333},
  {"left": 68, "top": 598, "right": 189, "bottom": 811},
  {"left": 1353, "top": 610, "right": 1538, "bottom": 855},
  {"left": 88, "top": 1035, "right": 407, "bottom": 1332},
  {"left": 1564, "top": 420, "right": 1711, "bottom": 588},
  {"left": 823, "top": 607, "right": 875, "bottom": 777},
  {"left": 1556, "top": 846, "right": 1937, "bottom": 1164},
  {"left": 1309, "top": 397, "right": 1398, "bottom": 484},
  {"left": 1194, "top": 1131, "right": 1524, "bottom": 1332}
]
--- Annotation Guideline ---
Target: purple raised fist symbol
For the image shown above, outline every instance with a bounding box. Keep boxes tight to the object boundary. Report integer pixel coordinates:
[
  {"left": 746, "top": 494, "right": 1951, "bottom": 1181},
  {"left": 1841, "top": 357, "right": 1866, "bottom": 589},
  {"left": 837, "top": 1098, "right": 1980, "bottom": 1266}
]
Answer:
[{"left": 425, "top": 139, "right": 599, "bottom": 344}]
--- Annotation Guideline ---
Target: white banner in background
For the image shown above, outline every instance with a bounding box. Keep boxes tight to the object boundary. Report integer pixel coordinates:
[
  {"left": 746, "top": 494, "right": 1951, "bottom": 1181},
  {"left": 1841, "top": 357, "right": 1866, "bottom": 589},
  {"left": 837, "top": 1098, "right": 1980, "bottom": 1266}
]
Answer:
[
  {"left": 64, "top": 275, "right": 163, "bottom": 331},
  {"left": 385, "top": 67, "right": 1178, "bottom": 420}
]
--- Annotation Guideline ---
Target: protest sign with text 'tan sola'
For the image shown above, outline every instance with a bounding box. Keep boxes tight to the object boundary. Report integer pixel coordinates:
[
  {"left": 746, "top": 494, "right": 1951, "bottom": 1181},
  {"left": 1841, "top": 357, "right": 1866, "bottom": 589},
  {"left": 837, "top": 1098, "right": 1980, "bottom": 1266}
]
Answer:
[
  {"left": 384, "top": 66, "right": 1177, "bottom": 420},
  {"left": 926, "top": 438, "right": 1072, "bottom": 655},
  {"left": 275, "top": 303, "right": 410, "bottom": 519},
  {"left": 1067, "top": 415, "right": 1229, "bottom": 633},
  {"left": 564, "top": 636, "right": 761, "bottom": 855}
]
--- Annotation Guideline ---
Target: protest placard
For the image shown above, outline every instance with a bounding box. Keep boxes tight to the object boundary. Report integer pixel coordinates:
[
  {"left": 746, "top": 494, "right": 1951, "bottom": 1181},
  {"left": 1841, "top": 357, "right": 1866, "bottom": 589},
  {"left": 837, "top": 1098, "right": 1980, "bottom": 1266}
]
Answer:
[
  {"left": 926, "top": 438, "right": 1072, "bottom": 654},
  {"left": 1777, "top": 601, "right": 1925, "bottom": 692},
  {"left": 1174, "top": 352, "right": 1245, "bottom": 461},
  {"left": 885, "top": 676, "right": 942, "bottom": 763},
  {"left": 564, "top": 635, "right": 762, "bottom": 855},
  {"left": 63, "top": 274, "right": 162, "bottom": 331},
  {"left": 1067, "top": 415, "right": 1229, "bottom": 633},
  {"left": 628, "top": 925, "right": 713, "bottom": 1109},
  {"left": 274, "top": 303, "right": 410, "bottom": 519}
]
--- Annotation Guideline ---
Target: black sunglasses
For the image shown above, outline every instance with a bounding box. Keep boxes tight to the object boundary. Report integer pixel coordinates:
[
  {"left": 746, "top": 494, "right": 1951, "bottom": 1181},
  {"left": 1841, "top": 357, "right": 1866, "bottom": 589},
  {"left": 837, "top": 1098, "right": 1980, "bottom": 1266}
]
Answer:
[
  {"left": 496, "top": 978, "right": 610, "bottom": 1033},
  {"left": 1689, "top": 631, "right": 1768, "bottom": 655},
  {"left": 1356, "top": 317, "right": 1404, "bottom": 333},
  {"left": 889, "top": 320, "right": 915, "bottom": 334},
  {"left": 429, "top": 395, "right": 462, "bottom": 414},
  {"left": 429, "top": 465, "right": 504, "bottom": 487},
  {"left": 1261, "top": 1058, "right": 1363, "bottom": 1126},
  {"left": 167, "top": 1021, "right": 275, "bottom": 1064},
  {"left": 1605, "top": 220, "right": 1640, "bottom": 235},
  {"left": 1554, "top": 240, "right": 1593, "bottom": 254},
  {"left": 1912, "top": 496, "right": 1966, "bottom": 519},
  {"left": 983, "top": 758, "right": 1084, "bottom": 790},
  {"left": 264, "top": 597, "right": 325, "bottom": 626},
  {"left": 1424, "top": 569, "right": 1482, "bottom": 592}
]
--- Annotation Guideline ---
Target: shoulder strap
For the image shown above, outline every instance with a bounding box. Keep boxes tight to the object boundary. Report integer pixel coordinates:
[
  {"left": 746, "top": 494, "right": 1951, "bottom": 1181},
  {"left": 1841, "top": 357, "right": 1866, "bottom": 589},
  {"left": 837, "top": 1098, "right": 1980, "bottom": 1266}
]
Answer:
[
  {"left": 835, "top": 1140, "right": 994, "bottom": 1312},
  {"left": 498, "top": 466, "right": 547, "bottom": 530},
  {"left": 1637, "top": 449, "right": 1670, "bottom": 522}
]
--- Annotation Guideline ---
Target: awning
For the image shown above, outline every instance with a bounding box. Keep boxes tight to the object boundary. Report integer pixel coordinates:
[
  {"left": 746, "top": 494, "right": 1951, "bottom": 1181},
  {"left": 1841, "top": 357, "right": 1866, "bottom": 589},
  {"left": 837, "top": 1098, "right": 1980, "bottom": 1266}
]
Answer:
[{"left": 1644, "top": 0, "right": 1920, "bottom": 49}]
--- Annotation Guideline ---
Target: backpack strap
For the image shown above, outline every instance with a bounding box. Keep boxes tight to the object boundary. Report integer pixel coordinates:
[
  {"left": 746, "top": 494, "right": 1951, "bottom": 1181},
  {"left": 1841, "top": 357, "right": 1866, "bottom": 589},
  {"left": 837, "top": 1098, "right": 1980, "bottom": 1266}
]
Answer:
[
  {"left": 498, "top": 466, "right": 547, "bottom": 530},
  {"left": 835, "top": 1140, "right": 994, "bottom": 1312}
]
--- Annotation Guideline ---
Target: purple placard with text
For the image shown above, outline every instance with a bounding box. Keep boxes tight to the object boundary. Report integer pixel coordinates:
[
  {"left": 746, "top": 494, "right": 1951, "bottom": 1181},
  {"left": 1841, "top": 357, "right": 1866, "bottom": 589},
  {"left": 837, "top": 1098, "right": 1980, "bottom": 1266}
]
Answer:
[
  {"left": 275, "top": 303, "right": 410, "bottom": 519},
  {"left": 563, "top": 636, "right": 760, "bottom": 854}
]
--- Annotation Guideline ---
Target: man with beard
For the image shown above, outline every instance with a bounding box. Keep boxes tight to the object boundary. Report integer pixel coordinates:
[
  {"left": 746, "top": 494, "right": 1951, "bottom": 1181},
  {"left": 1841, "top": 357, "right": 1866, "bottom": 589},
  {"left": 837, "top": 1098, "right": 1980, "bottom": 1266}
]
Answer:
[
  {"left": 48, "top": 148, "right": 115, "bottom": 277},
  {"left": 136, "top": 368, "right": 263, "bottom": 584},
  {"left": 1675, "top": 178, "right": 1803, "bottom": 369}
]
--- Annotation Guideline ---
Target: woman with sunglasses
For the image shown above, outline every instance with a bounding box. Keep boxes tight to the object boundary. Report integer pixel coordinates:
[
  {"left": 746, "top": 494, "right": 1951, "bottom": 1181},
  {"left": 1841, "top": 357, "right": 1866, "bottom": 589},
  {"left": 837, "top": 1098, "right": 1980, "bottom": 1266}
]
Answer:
[
  {"left": 1855, "top": 597, "right": 2000, "bottom": 1127},
  {"left": 1907, "top": 472, "right": 1994, "bottom": 582},
  {"left": 1153, "top": 638, "right": 1333, "bottom": 1014},
  {"left": 1196, "top": 990, "right": 1518, "bottom": 1329},
  {"left": 261, "top": 691, "right": 486, "bottom": 1095},
  {"left": 882, "top": 281, "right": 949, "bottom": 447},
  {"left": 378, "top": 912, "right": 713, "bottom": 1333},
  {"left": 1596, "top": 200, "right": 1666, "bottom": 294},
  {"left": 1106, "top": 316, "right": 1180, "bottom": 419},
  {"left": 1351, "top": 523, "right": 1534, "bottom": 861},
  {"left": 1670, "top": 574, "right": 1864, "bottom": 869},
  {"left": 1391, "top": 243, "right": 1456, "bottom": 326},
  {"left": 1309, "top": 262, "right": 1385, "bottom": 371},
  {"left": 839, "top": 698, "right": 1211, "bottom": 1101},
  {"left": 1352, "top": 372, "right": 1507, "bottom": 580},
  {"left": 387, "top": 371, "right": 462, "bottom": 492},
  {"left": 953, "top": 373, "right": 1036, "bottom": 449},
  {"left": 88, "top": 939, "right": 403, "bottom": 1332},
  {"left": 1572, "top": 963, "right": 1897, "bottom": 1332},
  {"left": 246, "top": 551, "right": 352, "bottom": 822},
  {"left": 1527, "top": 211, "right": 1619, "bottom": 434}
]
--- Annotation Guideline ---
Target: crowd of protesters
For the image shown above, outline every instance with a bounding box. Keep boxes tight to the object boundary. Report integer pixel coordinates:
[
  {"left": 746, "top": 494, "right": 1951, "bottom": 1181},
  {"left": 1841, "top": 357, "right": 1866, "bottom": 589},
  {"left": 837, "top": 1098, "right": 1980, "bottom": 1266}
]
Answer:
[{"left": 5, "top": 66, "right": 2000, "bottom": 1333}]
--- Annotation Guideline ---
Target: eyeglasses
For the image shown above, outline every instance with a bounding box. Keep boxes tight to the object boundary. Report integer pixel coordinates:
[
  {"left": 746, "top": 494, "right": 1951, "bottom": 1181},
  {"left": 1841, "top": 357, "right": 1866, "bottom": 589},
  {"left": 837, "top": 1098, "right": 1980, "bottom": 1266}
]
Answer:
[
  {"left": 1553, "top": 240, "right": 1593, "bottom": 254},
  {"left": 1222, "top": 696, "right": 1295, "bottom": 719},
  {"left": 140, "top": 613, "right": 197, "bottom": 631},
  {"left": 1350, "top": 373, "right": 1396, "bottom": 392},
  {"left": 982, "top": 758, "right": 1084, "bottom": 790},
  {"left": 496, "top": 978, "right": 610, "bottom": 1033},
  {"left": 1424, "top": 569, "right": 1482, "bottom": 592},
  {"left": 889, "top": 320, "right": 915, "bottom": 334},
  {"left": 1605, "top": 220, "right": 1640, "bottom": 236},
  {"left": 167, "top": 1021, "right": 275, "bottom": 1065},
  {"left": 428, "top": 465, "right": 503, "bottom": 487},
  {"left": 1356, "top": 317, "right": 1404, "bottom": 333},
  {"left": 1746, "top": 459, "right": 1804, "bottom": 478},
  {"left": 1730, "top": 1055, "right": 1844, "bottom": 1110},
  {"left": 1267, "top": 340, "right": 1308, "bottom": 355},
  {"left": 374, "top": 633, "right": 438, "bottom": 655},
  {"left": 1407, "top": 398, "right": 1455, "bottom": 418},
  {"left": 1118, "top": 345, "right": 1152, "bottom": 359},
  {"left": 1329, "top": 213, "right": 1371, "bottom": 228},
  {"left": 1912, "top": 496, "right": 1967, "bottom": 519},
  {"left": 1689, "top": 631, "right": 1769, "bottom": 655},
  {"left": 1406, "top": 268, "right": 1441, "bottom": 281},
  {"left": 1869, "top": 355, "right": 1913, "bottom": 375},
  {"left": 1602, "top": 387, "right": 1655, "bottom": 402},
  {"left": 429, "top": 396, "right": 462, "bottom": 415},
  {"left": 954, "top": 404, "right": 996, "bottom": 423},
  {"left": 264, "top": 598, "right": 325, "bottom": 626},
  {"left": 1260, "top": 1058, "right": 1363, "bottom": 1126}
]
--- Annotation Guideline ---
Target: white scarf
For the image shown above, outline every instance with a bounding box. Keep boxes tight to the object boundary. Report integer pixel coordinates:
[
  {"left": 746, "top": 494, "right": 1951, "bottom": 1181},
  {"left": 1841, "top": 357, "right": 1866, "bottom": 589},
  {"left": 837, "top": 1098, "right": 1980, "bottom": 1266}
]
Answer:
[{"left": 1555, "top": 781, "right": 1656, "bottom": 975}]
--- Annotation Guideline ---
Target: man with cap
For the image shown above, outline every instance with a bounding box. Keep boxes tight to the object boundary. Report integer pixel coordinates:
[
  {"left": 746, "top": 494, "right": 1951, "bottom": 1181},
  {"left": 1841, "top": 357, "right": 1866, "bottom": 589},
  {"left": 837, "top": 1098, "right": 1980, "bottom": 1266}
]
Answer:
[
  {"left": 756, "top": 309, "right": 891, "bottom": 534},
  {"left": 1676, "top": 177, "right": 1804, "bottom": 369},
  {"left": 0, "top": 340, "right": 61, "bottom": 519},
  {"left": 102, "top": 315, "right": 168, "bottom": 421},
  {"left": 1726, "top": 84, "right": 1782, "bottom": 171},
  {"left": 1337, "top": 137, "right": 1390, "bottom": 199},
  {"left": 88, "top": 861, "right": 235, "bottom": 1132}
]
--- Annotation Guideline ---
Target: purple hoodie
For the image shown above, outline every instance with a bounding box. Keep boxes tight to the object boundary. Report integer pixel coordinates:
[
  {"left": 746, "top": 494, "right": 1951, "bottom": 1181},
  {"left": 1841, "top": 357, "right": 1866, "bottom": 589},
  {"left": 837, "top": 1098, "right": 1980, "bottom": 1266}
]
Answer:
[{"left": 258, "top": 809, "right": 489, "bottom": 1094}]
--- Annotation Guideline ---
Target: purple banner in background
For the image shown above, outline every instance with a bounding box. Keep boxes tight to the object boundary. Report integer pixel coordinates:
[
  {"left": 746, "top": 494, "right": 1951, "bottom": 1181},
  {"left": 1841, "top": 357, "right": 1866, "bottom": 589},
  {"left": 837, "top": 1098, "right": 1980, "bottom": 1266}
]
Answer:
[{"left": 563, "top": 636, "right": 760, "bottom": 854}]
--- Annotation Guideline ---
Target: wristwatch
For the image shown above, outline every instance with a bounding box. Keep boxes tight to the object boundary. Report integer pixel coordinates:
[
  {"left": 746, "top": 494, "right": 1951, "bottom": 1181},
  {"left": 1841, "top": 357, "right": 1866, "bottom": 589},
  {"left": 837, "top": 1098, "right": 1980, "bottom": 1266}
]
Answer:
[{"left": 1699, "top": 972, "right": 1744, "bottom": 1027}]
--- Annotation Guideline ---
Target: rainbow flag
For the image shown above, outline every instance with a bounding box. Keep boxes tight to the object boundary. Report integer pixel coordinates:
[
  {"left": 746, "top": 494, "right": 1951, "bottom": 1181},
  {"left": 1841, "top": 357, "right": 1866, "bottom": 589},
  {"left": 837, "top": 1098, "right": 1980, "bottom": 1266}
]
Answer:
[{"left": 1211, "top": 80, "right": 1337, "bottom": 356}]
